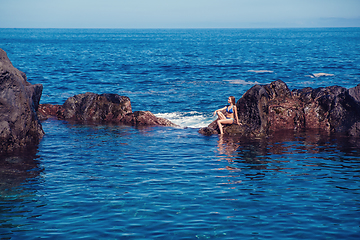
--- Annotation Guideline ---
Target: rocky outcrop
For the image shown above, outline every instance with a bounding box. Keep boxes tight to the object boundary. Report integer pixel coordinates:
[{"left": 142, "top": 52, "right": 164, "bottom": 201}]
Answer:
[
  {"left": 38, "top": 92, "right": 177, "bottom": 127},
  {"left": 199, "top": 80, "right": 360, "bottom": 137},
  {"left": 37, "top": 104, "right": 63, "bottom": 121},
  {"left": 122, "top": 111, "right": 175, "bottom": 126},
  {"left": 59, "top": 92, "right": 132, "bottom": 122},
  {"left": 0, "top": 48, "right": 44, "bottom": 153}
]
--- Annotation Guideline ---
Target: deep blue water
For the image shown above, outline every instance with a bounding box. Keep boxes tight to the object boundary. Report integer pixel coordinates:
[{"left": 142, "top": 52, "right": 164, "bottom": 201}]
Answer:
[{"left": 1, "top": 28, "right": 360, "bottom": 239}]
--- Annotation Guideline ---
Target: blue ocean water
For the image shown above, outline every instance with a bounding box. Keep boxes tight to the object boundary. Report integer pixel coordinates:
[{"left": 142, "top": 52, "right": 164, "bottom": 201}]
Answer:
[{"left": 1, "top": 28, "right": 360, "bottom": 239}]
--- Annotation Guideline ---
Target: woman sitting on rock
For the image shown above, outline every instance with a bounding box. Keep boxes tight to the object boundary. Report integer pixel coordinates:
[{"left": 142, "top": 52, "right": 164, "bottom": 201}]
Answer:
[{"left": 213, "top": 96, "right": 240, "bottom": 134}]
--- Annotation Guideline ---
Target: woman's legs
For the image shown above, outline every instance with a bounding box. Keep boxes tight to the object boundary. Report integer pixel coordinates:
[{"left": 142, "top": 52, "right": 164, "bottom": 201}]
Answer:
[
  {"left": 217, "top": 111, "right": 226, "bottom": 120},
  {"left": 217, "top": 118, "right": 234, "bottom": 134}
]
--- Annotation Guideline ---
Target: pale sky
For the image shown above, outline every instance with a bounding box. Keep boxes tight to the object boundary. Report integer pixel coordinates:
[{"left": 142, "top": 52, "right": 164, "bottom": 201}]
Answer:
[{"left": 1, "top": 0, "right": 360, "bottom": 28}]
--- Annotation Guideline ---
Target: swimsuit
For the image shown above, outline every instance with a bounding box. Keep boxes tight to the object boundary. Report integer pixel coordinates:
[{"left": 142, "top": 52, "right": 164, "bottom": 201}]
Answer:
[
  {"left": 225, "top": 106, "right": 234, "bottom": 122},
  {"left": 226, "top": 106, "right": 234, "bottom": 114}
]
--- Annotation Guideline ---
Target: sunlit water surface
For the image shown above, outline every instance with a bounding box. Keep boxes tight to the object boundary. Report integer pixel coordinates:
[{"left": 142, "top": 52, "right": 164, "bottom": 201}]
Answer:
[{"left": 0, "top": 28, "right": 360, "bottom": 239}]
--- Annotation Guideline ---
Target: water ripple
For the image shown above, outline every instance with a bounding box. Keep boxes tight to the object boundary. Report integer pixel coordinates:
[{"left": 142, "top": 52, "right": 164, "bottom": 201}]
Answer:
[{"left": 1, "top": 28, "right": 360, "bottom": 239}]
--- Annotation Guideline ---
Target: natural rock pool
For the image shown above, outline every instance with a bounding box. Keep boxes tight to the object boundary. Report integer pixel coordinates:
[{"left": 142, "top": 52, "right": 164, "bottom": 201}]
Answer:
[{"left": 1, "top": 28, "right": 359, "bottom": 239}]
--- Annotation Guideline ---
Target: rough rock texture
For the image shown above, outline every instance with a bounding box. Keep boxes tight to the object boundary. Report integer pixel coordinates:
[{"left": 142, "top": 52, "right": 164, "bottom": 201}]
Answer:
[
  {"left": 37, "top": 104, "right": 63, "bottom": 121},
  {"left": 199, "top": 80, "right": 360, "bottom": 137},
  {"left": 38, "top": 92, "right": 177, "bottom": 127},
  {"left": 59, "top": 92, "right": 132, "bottom": 122},
  {"left": 0, "top": 48, "right": 44, "bottom": 153},
  {"left": 122, "top": 111, "right": 176, "bottom": 126}
]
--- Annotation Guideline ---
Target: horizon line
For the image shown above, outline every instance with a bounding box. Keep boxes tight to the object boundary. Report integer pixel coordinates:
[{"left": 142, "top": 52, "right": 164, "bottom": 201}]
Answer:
[{"left": 1, "top": 26, "right": 360, "bottom": 30}]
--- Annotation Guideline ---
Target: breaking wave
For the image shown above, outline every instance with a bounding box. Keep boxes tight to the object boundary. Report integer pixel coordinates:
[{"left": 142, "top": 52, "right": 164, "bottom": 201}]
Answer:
[
  {"left": 155, "top": 111, "right": 214, "bottom": 128},
  {"left": 305, "top": 73, "right": 335, "bottom": 78}
]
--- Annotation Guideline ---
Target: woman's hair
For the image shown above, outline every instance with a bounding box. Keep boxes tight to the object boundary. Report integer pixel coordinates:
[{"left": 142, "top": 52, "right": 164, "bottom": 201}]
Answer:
[{"left": 229, "top": 96, "right": 236, "bottom": 105}]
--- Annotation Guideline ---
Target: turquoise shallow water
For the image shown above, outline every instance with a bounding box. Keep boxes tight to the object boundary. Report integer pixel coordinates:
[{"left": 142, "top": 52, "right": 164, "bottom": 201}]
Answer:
[{"left": 0, "top": 28, "right": 360, "bottom": 239}]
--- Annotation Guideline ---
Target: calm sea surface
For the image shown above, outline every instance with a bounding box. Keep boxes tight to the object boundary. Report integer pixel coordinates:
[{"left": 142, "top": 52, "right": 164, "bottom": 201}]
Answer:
[{"left": 1, "top": 28, "right": 360, "bottom": 239}]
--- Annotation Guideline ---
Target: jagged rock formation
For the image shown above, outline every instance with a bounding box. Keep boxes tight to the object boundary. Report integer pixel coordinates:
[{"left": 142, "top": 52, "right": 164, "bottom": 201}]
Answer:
[
  {"left": 38, "top": 92, "right": 177, "bottom": 127},
  {"left": 199, "top": 80, "right": 360, "bottom": 137},
  {"left": 0, "top": 48, "right": 44, "bottom": 153}
]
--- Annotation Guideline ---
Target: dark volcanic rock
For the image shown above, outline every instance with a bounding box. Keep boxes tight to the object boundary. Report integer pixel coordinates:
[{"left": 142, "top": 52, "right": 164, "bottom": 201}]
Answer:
[
  {"left": 38, "top": 92, "right": 177, "bottom": 127},
  {"left": 200, "top": 80, "right": 360, "bottom": 137},
  {"left": 38, "top": 93, "right": 132, "bottom": 122},
  {"left": 122, "top": 111, "right": 177, "bottom": 127},
  {"left": 59, "top": 92, "right": 132, "bottom": 122},
  {"left": 292, "top": 84, "right": 360, "bottom": 136},
  {"left": 38, "top": 92, "right": 131, "bottom": 122},
  {"left": 37, "top": 103, "right": 63, "bottom": 121},
  {"left": 0, "top": 48, "right": 44, "bottom": 153},
  {"left": 198, "top": 126, "right": 218, "bottom": 136}
]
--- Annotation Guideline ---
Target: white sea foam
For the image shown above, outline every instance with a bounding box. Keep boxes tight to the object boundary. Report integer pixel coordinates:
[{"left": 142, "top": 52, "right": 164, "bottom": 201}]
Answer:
[
  {"left": 247, "top": 70, "right": 274, "bottom": 73},
  {"left": 305, "top": 73, "right": 335, "bottom": 78},
  {"left": 155, "top": 112, "right": 215, "bottom": 129},
  {"left": 223, "top": 79, "right": 259, "bottom": 85}
]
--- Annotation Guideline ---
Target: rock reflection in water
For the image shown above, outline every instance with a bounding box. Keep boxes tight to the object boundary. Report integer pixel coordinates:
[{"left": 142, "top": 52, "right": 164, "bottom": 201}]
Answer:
[
  {"left": 0, "top": 146, "right": 42, "bottom": 190},
  {"left": 217, "top": 129, "right": 360, "bottom": 175},
  {"left": 0, "top": 146, "right": 42, "bottom": 236}
]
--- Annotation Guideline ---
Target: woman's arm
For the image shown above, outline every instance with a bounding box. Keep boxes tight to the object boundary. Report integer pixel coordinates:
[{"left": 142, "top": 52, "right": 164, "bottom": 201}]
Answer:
[
  {"left": 234, "top": 105, "right": 241, "bottom": 125},
  {"left": 213, "top": 106, "right": 226, "bottom": 116}
]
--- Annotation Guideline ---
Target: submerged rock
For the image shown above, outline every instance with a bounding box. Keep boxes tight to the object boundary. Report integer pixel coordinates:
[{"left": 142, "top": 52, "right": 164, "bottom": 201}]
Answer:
[
  {"left": 199, "top": 80, "right": 360, "bottom": 137},
  {"left": 38, "top": 92, "right": 177, "bottom": 127},
  {"left": 0, "top": 48, "right": 44, "bottom": 153}
]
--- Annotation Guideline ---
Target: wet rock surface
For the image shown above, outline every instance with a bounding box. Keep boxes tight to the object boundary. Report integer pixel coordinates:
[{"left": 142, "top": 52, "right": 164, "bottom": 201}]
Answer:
[
  {"left": 38, "top": 92, "right": 177, "bottom": 127},
  {"left": 199, "top": 80, "right": 360, "bottom": 137},
  {"left": 0, "top": 48, "right": 44, "bottom": 153}
]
